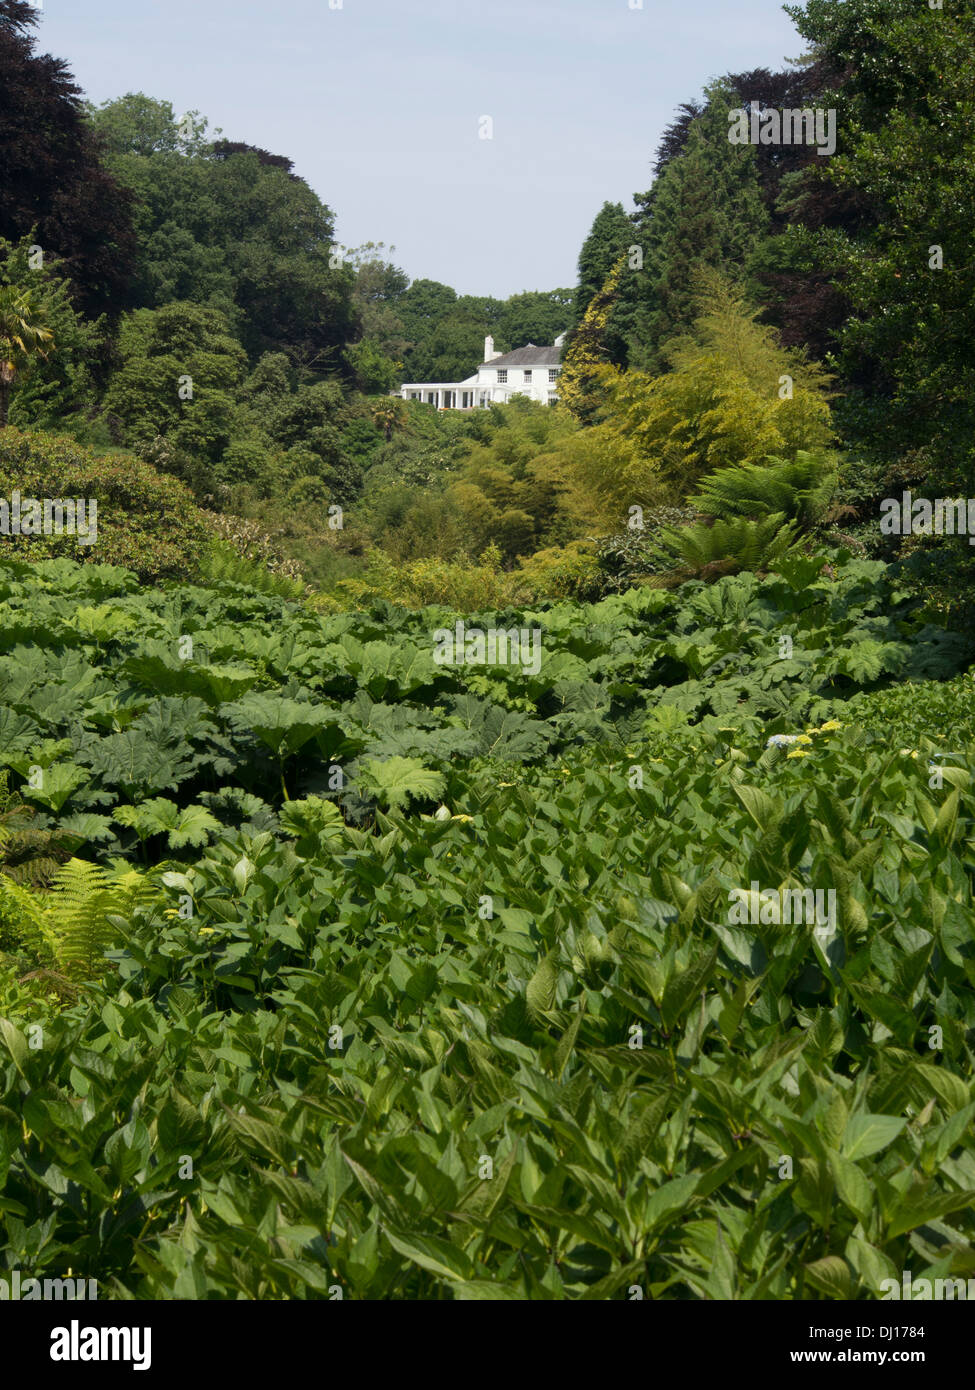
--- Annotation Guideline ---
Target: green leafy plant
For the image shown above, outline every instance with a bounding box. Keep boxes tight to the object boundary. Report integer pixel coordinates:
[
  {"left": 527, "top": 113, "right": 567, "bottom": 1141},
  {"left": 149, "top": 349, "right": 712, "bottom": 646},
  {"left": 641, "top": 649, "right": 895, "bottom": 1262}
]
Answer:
[
  {"left": 689, "top": 451, "right": 840, "bottom": 530},
  {"left": 650, "top": 513, "right": 804, "bottom": 585},
  {"left": 0, "top": 549, "right": 972, "bottom": 1300},
  {"left": 356, "top": 756, "right": 447, "bottom": 813}
]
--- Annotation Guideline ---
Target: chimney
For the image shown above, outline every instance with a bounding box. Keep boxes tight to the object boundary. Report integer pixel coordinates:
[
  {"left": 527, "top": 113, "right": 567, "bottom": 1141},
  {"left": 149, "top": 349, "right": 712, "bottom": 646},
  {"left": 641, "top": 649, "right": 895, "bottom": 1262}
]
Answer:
[{"left": 484, "top": 335, "right": 499, "bottom": 362}]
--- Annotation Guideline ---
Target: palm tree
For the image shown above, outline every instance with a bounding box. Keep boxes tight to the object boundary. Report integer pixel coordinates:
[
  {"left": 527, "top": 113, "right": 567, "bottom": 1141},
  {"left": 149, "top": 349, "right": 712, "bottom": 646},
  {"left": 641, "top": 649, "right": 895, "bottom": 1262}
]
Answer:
[
  {"left": 371, "top": 397, "right": 407, "bottom": 443},
  {"left": 0, "top": 285, "right": 54, "bottom": 428}
]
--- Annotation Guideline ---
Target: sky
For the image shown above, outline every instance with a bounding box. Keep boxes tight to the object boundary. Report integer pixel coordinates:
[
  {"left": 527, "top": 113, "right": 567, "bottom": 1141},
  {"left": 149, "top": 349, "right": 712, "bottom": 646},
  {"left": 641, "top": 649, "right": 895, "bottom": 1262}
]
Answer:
[{"left": 33, "top": 0, "right": 805, "bottom": 300}]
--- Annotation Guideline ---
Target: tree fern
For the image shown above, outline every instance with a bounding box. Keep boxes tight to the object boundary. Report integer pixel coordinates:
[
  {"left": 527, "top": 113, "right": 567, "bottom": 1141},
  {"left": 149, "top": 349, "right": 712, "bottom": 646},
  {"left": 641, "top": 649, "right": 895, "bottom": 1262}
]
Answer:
[
  {"left": 197, "top": 540, "right": 306, "bottom": 601},
  {"left": 651, "top": 514, "right": 802, "bottom": 585},
  {"left": 684, "top": 450, "right": 834, "bottom": 530},
  {"left": 689, "top": 451, "right": 839, "bottom": 531}
]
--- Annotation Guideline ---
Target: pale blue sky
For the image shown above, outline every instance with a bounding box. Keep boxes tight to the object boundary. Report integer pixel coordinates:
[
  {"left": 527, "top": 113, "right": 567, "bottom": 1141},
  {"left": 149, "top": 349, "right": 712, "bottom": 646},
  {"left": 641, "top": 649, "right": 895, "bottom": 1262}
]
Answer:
[{"left": 36, "top": 0, "right": 804, "bottom": 298}]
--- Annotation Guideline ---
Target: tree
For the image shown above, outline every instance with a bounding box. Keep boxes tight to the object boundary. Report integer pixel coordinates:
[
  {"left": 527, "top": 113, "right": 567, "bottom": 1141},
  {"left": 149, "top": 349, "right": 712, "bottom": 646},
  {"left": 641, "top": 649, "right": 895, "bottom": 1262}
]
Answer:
[
  {"left": 402, "top": 291, "right": 508, "bottom": 383},
  {"left": 387, "top": 278, "right": 572, "bottom": 385},
  {"left": 100, "top": 301, "right": 246, "bottom": 479},
  {"left": 371, "top": 398, "right": 407, "bottom": 443},
  {"left": 602, "top": 63, "right": 863, "bottom": 368},
  {"left": 0, "top": 1, "right": 136, "bottom": 318},
  {"left": 345, "top": 244, "right": 410, "bottom": 364},
  {"left": 0, "top": 234, "right": 103, "bottom": 430},
  {"left": 0, "top": 284, "right": 54, "bottom": 427},
  {"left": 444, "top": 401, "right": 580, "bottom": 558},
  {"left": 89, "top": 96, "right": 357, "bottom": 371},
  {"left": 261, "top": 380, "right": 363, "bottom": 499},
  {"left": 405, "top": 310, "right": 503, "bottom": 384},
  {"left": 499, "top": 290, "right": 574, "bottom": 346},
  {"left": 625, "top": 83, "right": 769, "bottom": 372},
  {"left": 558, "top": 256, "right": 628, "bottom": 424},
  {"left": 786, "top": 0, "right": 975, "bottom": 492},
  {"left": 239, "top": 352, "right": 294, "bottom": 406},
  {"left": 590, "top": 274, "right": 834, "bottom": 503},
  {"left": 397, "top": 279, "right": 458, "bottom": 344},
  {"left": 211, "top": 139, "right": 292, "bottom": 172},
  {"left": 87, "top": 93, "right": 213, "bottom": 158},
  {"left": 572, "top": 203, "right": 633, "bottom": 329}
]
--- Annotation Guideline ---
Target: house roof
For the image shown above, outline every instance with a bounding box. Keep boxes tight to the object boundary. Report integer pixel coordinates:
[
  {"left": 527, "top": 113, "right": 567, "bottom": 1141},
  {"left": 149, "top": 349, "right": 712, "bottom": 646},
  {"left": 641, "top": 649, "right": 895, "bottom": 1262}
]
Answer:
[
  {"left": 480, "top": 343, "right": 562, "bottom": 369},
  {"left": 399, "top": 376, "right": 478, "bottom": 389}
]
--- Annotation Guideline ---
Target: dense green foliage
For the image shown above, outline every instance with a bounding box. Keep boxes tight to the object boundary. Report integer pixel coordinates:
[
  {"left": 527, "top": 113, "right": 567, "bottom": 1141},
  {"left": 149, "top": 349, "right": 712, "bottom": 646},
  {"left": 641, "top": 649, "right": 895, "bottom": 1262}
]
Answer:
[
  {"left": 626, "top": 84, "right": 770, "bottom": 375},
  {"left": 87, "top": 94, "right": 358, "bottom": 370},
  {"left": 786, "top": 0, "right": 975, "bottom": 496},
  {"left": 0, "top": 428, "right": 212, "bottom": 582},
  {"left": 0, "top": 552, "right": 966, "bottom": 852},
  {"left": 0, "top": 554, "right": 973, "bottom": 1299}
]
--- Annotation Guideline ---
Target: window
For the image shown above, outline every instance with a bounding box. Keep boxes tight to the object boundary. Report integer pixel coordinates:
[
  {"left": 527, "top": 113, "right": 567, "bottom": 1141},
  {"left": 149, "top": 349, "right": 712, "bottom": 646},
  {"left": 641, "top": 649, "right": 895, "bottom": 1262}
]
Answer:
[
  {"left": 523, "top": 370, "right": 532, "bottom": 383},
  {"left": 549, "top": 369, "right": 559, "bottom": 382},
  {"left": 497, "top": 369, "right": 507, "bottom": 384},
  {"left": 548, "top": 393, "right": 558, "bottom": 406}
]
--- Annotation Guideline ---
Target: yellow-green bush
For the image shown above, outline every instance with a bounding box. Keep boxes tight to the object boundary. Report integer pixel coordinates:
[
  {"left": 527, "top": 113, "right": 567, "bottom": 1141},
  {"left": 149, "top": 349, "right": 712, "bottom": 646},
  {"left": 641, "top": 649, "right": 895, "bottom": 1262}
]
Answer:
[
  {"left": 331, "top": 544, "right": 533, "bottom": 611},
  {"left": 515, "top": 540, "right": 602, "bottom": 599}
]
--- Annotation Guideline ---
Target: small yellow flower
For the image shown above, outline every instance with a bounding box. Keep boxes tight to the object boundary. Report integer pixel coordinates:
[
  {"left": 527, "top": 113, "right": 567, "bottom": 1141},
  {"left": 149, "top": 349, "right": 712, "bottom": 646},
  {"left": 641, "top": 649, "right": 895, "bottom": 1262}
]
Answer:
[
  {"left": 198, "top": 927, "right": 216, "bottom": 936},
  {"left": 796, "top": 735, "right": 813, "bottom": 745},
  {"left": 786, "top": 749, "right": 811, "bottom": 759},
  {"left": 451, "top": 814, "right": 474, "bottom": 822},
  {"left": 818, "top": 719, "right": 843, "bottom": 732}
]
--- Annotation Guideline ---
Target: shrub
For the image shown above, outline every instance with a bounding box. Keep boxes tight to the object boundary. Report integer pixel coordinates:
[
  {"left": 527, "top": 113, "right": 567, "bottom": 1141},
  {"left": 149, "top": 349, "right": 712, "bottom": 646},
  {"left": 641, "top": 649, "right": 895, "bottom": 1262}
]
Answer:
[
  {"left": 195, "top": 540, "right": 307, "bottom": 600},
  {"left": 0, "top": 428, "right": 212, "bottom": 583},
  {"left": 332, "top": 544, "right": 532, "bottom": 611},
  {"left": 845, "top": 671, "right": 975, "bottom": 751},
  {"left": 515, "top": 541, "right": 603, "bottom": 600},
  {"left": 199, "top": 509, "right": 305, "bottom": 582},
  {"left": 689, "top": 451, "right": 840, "bottom": 530}
]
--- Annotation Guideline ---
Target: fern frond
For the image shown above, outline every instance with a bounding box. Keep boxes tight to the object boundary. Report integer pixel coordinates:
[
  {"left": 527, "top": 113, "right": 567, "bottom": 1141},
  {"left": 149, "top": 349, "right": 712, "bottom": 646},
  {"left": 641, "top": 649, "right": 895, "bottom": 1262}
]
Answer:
[
  {"left": 689, "top": 451, "right": 839, "bottom": 530},
  {"left": 0, "top": 872, "right": 57, "bottom": 961},
  {"left": 43, "top": 858, "right": 157, "bottom": 980},
  {"left": 652, "top": 514, "right": 801, "bottom": 583}
]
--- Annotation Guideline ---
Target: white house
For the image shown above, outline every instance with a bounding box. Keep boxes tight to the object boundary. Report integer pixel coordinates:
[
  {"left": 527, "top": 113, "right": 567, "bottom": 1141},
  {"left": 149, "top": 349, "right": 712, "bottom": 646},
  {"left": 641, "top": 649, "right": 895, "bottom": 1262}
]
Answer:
[{"left": 398, "top": 334, "right": 566, "bottom": 410}]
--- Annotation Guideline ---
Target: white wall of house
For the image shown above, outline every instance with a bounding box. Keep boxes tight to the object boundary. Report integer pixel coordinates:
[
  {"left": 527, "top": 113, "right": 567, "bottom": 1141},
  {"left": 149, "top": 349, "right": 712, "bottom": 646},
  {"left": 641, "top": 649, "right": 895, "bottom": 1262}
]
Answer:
[
  {"left": 399, "top": 334, "right": 564, "bottom": 409},
  {"left": 471, "top": 360, "right": 561, "bottom": 406}
]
